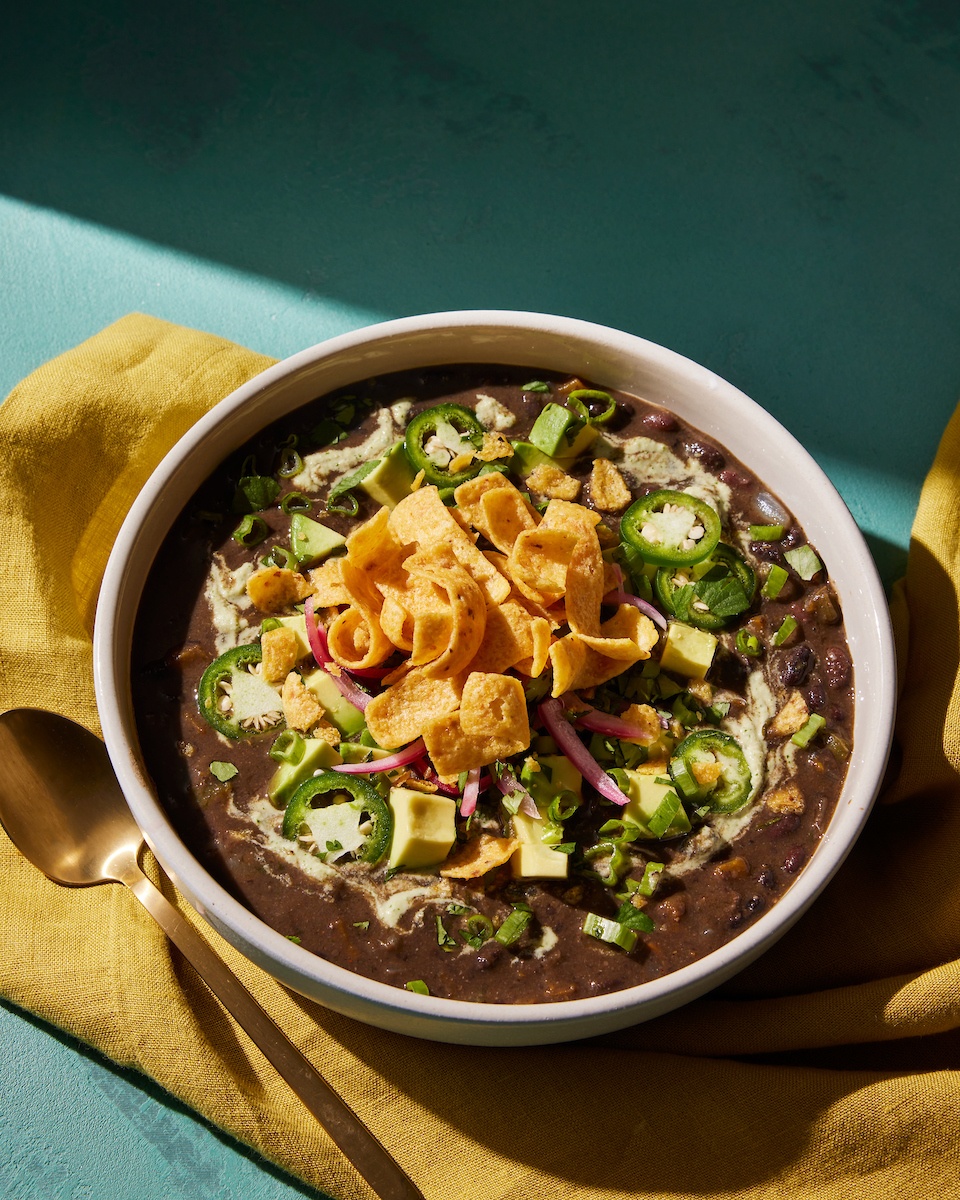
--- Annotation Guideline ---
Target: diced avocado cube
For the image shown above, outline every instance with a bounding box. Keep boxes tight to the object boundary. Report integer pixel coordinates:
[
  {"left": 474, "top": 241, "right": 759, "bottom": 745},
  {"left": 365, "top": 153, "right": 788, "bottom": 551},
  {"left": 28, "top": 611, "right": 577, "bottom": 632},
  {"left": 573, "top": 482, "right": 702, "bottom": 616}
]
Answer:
[
  {"left": 289, "top": 514, "right": 346, "bottom": 567},
  {"left": 268, "top": 738, "right": 343, "bottom": 807},
  {"left": 337, "top": 741, "right": 391, "bottom": 765},
  {"left": 509, "top": 440, "right": 562, "bottom": 480},
  {"left": 511, "top": 810, "right": 569, "bottom": 879},
  {"left": 271, "top": 614, "right": 311, "bottom": 660},
  {"left": 621, "top": 769, "right": 692, "bottom": 838},
  {"left": 554, "top": 421, "right": 599, "bottom": 466},
  {"left": 387, "top": 787, "right": 457, "bottom": 870},
  {"left": 358, "top": 440, "right": 417, "bottom": 508},
  {"left": 301, "top": 668, "right": 366, "bottom": 736},
  {"left": 528, "top": 403, "right": 577, "bottom": 456},
  {"left": 659, "top": 622, "right": 718, "bottom": 679},
  {"left": 538, "top": 754, "right": 583, "bottom": 799}
]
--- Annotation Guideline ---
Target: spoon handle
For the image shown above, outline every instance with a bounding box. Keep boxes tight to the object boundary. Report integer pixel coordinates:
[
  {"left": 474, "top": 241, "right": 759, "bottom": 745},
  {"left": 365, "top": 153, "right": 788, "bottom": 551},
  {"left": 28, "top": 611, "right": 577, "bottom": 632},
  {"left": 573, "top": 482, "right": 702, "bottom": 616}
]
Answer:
[{"left": 125, "top": 868, "right": 425, "bottom": 1200}]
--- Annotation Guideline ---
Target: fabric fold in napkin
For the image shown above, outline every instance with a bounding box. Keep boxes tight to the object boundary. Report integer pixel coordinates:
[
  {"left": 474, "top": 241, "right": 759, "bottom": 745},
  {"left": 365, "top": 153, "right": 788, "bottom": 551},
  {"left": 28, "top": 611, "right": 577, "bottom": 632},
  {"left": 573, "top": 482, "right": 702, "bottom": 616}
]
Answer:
[{"left": 2, "top": 313, "right": 959, "bottom": 1200}]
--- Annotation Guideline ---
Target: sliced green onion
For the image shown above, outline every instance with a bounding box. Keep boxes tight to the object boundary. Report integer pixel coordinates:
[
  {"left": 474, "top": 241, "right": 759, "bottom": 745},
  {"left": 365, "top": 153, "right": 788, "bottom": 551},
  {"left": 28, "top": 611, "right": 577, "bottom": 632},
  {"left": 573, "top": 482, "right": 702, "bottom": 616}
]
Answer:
[
  {"left": 598, "top": 818, "right": 643, "bottom": 843},
  {"left": 547, "top": 790, "right": 581, "bottom": 824},
  {"left": 749, "top": 523, "right": 785, "bottom": 541},
  {"left": 281, "top": 491, "right": 312, "bottom": 514},
  {"left": 405, "top": 979, "right": 430, "bottom": 995},
  {"left": 582, "top": 912, "right": 639, "bottom": 952},
  {"left": 635, "top": 861, "right": 664, "bottom": 897},
  {"left": 232, "top": 515, "right": 269, "bottom": 546},
  {"left": 261, "top": 545, "right": 297, "bottom": 570},
  {"left": 762, "top": 564, "right": 789, "bottom": 599},
  {"left": 583, "top": 839, "right": 631, "bottom": 886},
  {"left": 647, "top": 790, "right": 682, "bottom": 838},
  {"left": 784, "top": 544, "right": 823, "bottom": 581},
  {"left": 566, "top": 388, "right": 617, "bottom": 425},
  {"left": 495, "top": 904, "right": 533, "bottom": 946},
  {"left": 521, "top": 381, "right": 551, "bottom": 393},
  {"left": 772, "top": 616, "right": 799, "bottom": 646},
  {"left": 269, "top": 729, "right": 305, "bottom": 766},
  {"left": 792, "top": 713, "right": 826, "bottom": 748},
  {"left": 736, "top": 629, "right": 762, "bottom": 657},
  {"left": 352, "top": 920, "right": 370, "bottom": 931},
  {"left": 210, "top": 761, "right": 238, "bottom": 782},
  {"left": 463, "top": 914, "right": 494, "bottom": 948},
  {"left": 277, "top": 439, "right": 303, "bottom": 478},
  {"left": 668, "top": 756, "right": 699, "bottom": 799}
]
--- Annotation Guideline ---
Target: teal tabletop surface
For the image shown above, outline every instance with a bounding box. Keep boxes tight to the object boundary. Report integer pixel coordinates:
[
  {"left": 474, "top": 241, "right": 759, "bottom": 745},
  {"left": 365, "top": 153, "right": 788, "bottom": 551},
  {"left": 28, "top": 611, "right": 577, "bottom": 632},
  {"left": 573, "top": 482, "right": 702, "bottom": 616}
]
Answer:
[{"left": 2, "top": 2, "right": 960, "bottom": 1198}]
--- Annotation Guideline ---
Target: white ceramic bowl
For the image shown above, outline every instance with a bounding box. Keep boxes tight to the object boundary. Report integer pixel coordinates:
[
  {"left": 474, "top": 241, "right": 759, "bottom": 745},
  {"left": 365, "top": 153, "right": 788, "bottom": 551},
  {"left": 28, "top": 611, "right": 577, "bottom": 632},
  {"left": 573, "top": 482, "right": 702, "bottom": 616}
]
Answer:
[{"left": 94, "top": 311, "right": 895, "bottom": 1046}]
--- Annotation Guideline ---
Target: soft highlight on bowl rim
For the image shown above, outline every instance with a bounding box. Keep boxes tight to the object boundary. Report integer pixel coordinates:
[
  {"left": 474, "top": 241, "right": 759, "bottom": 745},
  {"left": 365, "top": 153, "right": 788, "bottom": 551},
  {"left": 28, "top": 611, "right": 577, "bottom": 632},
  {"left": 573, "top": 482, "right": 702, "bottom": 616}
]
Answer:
[{"left": 93, "top": 310, "right": 896, "bottom": 1047}]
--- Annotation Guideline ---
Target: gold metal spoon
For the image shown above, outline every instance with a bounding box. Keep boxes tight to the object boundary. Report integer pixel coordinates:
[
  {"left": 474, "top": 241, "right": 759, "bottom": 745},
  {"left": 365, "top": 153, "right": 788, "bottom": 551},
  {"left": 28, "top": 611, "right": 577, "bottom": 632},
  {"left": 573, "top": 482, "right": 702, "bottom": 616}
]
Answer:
[{"left": 0, "top": 708, "right": 424, "bottom": 1200}]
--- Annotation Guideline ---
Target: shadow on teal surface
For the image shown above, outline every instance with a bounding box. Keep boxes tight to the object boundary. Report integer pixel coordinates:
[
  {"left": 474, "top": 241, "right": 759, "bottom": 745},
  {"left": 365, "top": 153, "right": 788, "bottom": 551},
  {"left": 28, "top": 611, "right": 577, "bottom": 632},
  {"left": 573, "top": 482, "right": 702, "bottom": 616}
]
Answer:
[
  {"left": 2, "top": 0, "right": 960, "bottom": 505},
  {"left": 864, "top": 532, "right": 908, "bottom": 591},
  {"left": 0, "top": 999, "right": 333, "bottom": 1200}
]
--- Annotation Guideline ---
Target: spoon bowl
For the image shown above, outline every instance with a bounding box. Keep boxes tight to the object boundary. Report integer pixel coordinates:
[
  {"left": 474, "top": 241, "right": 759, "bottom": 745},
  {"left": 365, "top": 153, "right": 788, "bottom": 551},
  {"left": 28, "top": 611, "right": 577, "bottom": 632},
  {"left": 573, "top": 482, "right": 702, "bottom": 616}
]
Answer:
[
  {"left": 0, "top": 709, "right": 142, "bottom": 886},
  {"left": 0, "top": 707, "right": 423, "bottom": 1200}
]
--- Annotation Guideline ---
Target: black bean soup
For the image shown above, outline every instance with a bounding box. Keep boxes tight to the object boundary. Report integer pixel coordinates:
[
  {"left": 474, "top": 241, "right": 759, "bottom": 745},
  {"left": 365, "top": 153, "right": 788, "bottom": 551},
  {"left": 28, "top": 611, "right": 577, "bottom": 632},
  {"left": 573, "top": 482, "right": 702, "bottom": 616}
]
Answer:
[{"left": 133, "top": 366, "right": 854, "bottom": 1004}]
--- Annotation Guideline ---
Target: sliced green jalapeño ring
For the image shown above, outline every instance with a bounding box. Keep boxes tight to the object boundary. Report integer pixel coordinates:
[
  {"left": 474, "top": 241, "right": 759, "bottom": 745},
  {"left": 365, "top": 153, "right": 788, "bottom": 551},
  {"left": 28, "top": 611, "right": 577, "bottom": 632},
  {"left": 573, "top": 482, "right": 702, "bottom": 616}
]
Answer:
[
  {"left": 654, "top": 543, "right": 757, "bottom": 630},
  {"left": 282, "top": 771, "right": 393, "bottom": 865},
  {"left": 403, "top": 403, "right": 487, "bottom": 488},
  {"left": 620, "top": 489, "right": 722, "bottom": 567},
  {"left": 669, "top": 730, "right": 752, "bottom": 813},
  {"left": 197, "top": 643, "right": 284, "bottom": 739}
]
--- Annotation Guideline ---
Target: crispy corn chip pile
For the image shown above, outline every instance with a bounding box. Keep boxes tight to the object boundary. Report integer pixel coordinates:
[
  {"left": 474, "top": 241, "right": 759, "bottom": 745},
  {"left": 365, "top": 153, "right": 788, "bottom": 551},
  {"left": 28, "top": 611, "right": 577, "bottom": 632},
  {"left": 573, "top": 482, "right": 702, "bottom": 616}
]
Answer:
[{"left": 248, "top": 473, "right": 657, "bottom": 776}]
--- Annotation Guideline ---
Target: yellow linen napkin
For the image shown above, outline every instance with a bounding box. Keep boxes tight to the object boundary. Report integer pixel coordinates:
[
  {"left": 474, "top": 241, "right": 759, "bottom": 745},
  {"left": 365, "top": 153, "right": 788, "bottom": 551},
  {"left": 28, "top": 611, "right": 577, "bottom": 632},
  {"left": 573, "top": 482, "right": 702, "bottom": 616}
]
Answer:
[{"left": 2, "top": 313, "right": 960, "bottom": 1200}]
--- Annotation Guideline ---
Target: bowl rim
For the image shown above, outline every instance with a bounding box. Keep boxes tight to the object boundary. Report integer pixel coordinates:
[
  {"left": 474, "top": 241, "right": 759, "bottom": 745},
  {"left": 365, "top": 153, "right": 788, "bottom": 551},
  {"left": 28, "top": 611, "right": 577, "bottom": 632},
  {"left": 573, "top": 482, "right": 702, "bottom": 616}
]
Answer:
[{"left": 93, "top": 309, "right": 896, "bottom": 1042}]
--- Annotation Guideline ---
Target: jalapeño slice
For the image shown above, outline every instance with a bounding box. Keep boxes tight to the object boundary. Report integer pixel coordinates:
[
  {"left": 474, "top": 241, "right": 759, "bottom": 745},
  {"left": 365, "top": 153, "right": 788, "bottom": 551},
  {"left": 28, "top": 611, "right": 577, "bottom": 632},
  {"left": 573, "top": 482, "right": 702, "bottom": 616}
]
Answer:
[
  {"left": 197, "top": 643, "right": 284, "bottom": 739},
  {"left": 403, "top": 403, "right": 487, "bottom": 488},
  {"left": 620, "top": 490, "right": 721, "bottom": 567},
  {"left": 282, "top": 771, "right": 393, "bottom": 865},
  {"left": 654, "top": 544, "right": 756, "bottom": 630},
  {"left": 669, "top": 730, "right": 752, "bottom": 813}
]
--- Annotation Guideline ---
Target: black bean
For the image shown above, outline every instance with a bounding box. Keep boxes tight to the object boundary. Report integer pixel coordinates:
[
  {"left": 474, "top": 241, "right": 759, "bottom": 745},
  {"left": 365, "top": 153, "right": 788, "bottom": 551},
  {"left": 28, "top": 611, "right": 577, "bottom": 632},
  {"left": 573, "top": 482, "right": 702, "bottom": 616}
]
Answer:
[
  {"left": 475, "top": 941, "right": 504, "bottom": 970},
  {"left": 744, "top": 895, "right": 765, "bottom": 915},
  {"left": 708, "top": 649, "right": 750, "bottom": 692},
  {"left": 643, "top": 410, "right": 678, "bottom": 432},
  {"left": 783, "top": 847, "right": 807, "bottom": 874},
  {"left": 749, "top": 540, "right": 787, "bottom": 565},
  {"left": 824, "top": 646, "right": 852, "bottom": 689},
  {"left": 757, "top": 866, "right": 777, "bottom": 890},
  {"left": 780, "top": 644, "right": 815, "bottom": 687},
  {"left": 719, "top": 468, "right": 752, "bottom": 489},
  {"left": 770, "top": 812, "right": 802, "bottom": 839},
  {"left": 805, "top": 682, "right": 826, "bottom": 711},
  {"left": 683, "top": 439, "right": 725, "bottom": 471}
]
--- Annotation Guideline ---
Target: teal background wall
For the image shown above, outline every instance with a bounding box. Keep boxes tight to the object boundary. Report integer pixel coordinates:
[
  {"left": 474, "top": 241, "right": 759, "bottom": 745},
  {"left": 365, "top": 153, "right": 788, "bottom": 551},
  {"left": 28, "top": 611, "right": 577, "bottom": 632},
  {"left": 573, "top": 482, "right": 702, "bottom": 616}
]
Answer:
[{"left": 2, "top": 2, "right": 960, "bottom": 1197}]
